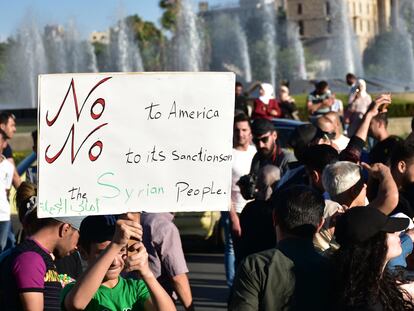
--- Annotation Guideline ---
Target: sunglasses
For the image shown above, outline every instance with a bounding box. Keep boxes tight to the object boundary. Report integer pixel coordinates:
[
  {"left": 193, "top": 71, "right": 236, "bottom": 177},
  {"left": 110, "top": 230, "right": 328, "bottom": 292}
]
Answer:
[{"left": 253, "top": 135, "right": 271, "bottom": 144}]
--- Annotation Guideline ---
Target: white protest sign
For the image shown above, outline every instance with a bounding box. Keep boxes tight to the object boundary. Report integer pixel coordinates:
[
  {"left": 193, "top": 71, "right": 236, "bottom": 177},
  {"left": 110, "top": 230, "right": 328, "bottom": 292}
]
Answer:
[{"left": 38, "top": 72, "right": 235, "bottom": 217}]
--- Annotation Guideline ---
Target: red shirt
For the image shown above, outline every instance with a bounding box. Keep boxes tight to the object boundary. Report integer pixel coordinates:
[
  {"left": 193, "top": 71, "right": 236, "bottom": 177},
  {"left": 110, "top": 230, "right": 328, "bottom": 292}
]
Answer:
[{"left": 252, "top": 98, "right": 282, "bottom": 120}]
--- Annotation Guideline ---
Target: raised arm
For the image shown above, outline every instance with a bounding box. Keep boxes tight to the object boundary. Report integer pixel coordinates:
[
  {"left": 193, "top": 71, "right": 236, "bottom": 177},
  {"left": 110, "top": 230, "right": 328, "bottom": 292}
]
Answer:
[
  {"left": 354, "top": 94, "right": 391, "bottom": 142},
  {"left": 362, "top": 163, "right": 399, "bottom": 215}
]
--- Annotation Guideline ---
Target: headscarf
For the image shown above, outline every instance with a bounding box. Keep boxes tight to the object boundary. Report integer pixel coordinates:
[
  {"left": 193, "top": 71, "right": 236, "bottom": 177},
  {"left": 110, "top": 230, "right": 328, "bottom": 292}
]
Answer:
[
  {"left": 259, "top": 83, "right": 275, "bottom": 105},
  {"left": 357, "top": 79, "right": 368, "bottom": 98}
]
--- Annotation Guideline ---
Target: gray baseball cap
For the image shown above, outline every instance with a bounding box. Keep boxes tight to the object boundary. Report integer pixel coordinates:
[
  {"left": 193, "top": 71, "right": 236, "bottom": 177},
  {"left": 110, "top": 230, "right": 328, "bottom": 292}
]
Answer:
[{"left": 53, "top": 216, "right": 85, "bottom": 231}]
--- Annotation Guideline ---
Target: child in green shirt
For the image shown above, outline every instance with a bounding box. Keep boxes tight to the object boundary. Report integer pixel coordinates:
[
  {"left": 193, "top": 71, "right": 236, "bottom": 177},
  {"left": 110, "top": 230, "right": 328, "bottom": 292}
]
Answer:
[{"left": 62, "top": 213, "right": 176, "bottom": 311}]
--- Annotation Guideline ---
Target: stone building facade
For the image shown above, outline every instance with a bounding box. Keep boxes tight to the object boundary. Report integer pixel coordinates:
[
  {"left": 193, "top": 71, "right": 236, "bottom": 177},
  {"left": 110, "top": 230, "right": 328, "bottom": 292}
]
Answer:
[
  {"left": 199, "top": 0, "right": 396, "bottom": 60},
  {"left": 286, "top": 0, "right": 393, "bottom": 53}
]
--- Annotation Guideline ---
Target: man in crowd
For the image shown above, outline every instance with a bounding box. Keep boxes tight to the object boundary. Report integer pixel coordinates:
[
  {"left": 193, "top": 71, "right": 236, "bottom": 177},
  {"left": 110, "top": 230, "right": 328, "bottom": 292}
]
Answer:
[
  {"left": 141, "top": 212, "right": 194, "bottom": 310},
  {"left": 223, "top": 113, "right": 256, "bottom": 287},
  {"left": 0, "top": 211, "right": 83, "bottom": 311},
  {"left": 390, "top": 141, "right": 414, "bottom": 218},
  {"left": 0, "top": 129, "right": 15, "bottom": 253},
  {"left": 306, "top": 80, "right": 332, "bottom": 119},
  {"left": 318, "top": 161, "right": 399, "bottom": 254},
  {"left": 0, "top": 112, "right": 20, "bottom": 250},
  {"left": 249, "top": 118, "right": 292, "bottom": 177},
  {"left": 229, "top": 185, "right": 331, "bottom": 310},
  {"left": 235, "top": 82, "right": 249, "bottom": 116},
  {"left": 369, "top": 113, "right": 401, "bottom": 164},
  {"left": 346, "top": 73, "right": 358, "bottom": 98},
  {"left": 0, "top": 112, "right": 20, "bottom": 188}
]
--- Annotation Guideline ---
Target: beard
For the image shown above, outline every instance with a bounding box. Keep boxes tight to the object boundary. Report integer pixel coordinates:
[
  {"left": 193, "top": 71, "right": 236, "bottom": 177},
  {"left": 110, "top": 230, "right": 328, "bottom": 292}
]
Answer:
[{"left": 259, "top": 141, "right": 275, "bottom": 158}]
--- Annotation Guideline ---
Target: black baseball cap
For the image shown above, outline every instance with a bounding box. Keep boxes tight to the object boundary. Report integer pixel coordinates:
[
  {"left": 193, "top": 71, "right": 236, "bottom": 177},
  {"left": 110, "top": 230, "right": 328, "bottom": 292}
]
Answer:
[
  {"left": 335, "top": 206, "right": 409, "bottom": 245},
  {"left": 79, "top": 215, "right": 117, "bottom": 245},
  {"left": 251, "top": 119, "right": 275, "bottom": 136}
]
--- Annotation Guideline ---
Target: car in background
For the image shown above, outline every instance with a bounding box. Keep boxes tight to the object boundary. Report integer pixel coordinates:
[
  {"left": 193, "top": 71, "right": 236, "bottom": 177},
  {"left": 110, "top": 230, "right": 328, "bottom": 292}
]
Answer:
[{"left": 174, "top": 118, "right": 305, "bottom": 248}]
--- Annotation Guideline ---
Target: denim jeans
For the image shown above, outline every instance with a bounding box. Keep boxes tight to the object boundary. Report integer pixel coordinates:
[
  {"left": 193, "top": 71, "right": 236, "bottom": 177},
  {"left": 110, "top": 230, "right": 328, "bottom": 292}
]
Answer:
[
  {"left": 221, "top": 212, "right": 235, "bottom": 287},
  {"left": 0, "top": 220, "right": 11, "bottom": 253}
]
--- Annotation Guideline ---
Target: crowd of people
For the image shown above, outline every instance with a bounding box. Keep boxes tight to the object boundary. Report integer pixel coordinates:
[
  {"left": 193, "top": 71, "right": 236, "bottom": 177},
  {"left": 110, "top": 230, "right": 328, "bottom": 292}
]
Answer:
[
  {"left": 228, "top": 75, "right": 414, "bottom": 310},
  {"left": 0, "top": 73, "right": 413, "bottom": 310}
]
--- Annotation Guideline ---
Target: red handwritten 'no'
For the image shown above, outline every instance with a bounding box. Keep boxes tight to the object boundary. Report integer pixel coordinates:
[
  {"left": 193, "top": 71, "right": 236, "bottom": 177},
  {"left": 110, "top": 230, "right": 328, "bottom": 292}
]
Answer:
[{"left": 45, "top": 77, "right": 112, "bottom": 164}]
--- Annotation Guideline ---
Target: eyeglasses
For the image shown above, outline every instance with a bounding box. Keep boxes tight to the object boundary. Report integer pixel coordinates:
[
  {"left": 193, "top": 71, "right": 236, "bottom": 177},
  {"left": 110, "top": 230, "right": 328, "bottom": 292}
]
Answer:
[{"left": 253, "top": 135, "right": 271, "bottom": 144}]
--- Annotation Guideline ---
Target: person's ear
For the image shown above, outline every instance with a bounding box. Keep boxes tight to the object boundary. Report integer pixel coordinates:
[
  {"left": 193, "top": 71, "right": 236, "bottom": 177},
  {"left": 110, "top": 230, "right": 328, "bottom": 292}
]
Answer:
[
  {"left": 272, "top": 131, "right": 277, "bottom": 140},
  {"left": 398, "top": 161, "right": 407, "bottom": 174},
  {"left": 59, "top": 223, "right": 71, "bottom": 238},
  {"left": 310, "top": 170, "right": 320, "bottom": 184}
]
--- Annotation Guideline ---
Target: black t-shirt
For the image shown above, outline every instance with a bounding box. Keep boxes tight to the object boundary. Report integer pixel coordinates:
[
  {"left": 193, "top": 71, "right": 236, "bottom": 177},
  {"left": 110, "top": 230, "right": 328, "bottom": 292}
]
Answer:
[
  {"left": 2, "top": 144, "right": 12, "bottom": 159},
  {"left": 235, "top": 95, "right": 249, "bottom": 116},
  {"left": 55, "top": 251, "right": 83, "bottom": 280},
  {"left": 0, "top": 239, "right": 62, "bottom": 311}
]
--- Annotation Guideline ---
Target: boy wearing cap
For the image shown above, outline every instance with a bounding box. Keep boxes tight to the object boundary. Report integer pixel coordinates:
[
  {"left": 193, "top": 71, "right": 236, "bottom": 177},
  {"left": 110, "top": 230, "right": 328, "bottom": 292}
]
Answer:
[
  {"left": 62, "top": 213, "right": 175, "bottom": 311},
  {"left": 0, "top": 208, "right": 83, "bottom": 311}
]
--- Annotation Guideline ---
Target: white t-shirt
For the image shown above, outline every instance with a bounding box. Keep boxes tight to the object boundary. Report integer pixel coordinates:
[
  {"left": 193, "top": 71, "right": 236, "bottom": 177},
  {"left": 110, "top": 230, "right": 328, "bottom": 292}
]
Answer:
[
  {"left": 0, "top": 158, "right": 14, "bottom": 221},
  {"left": 333, "top": 134, "right": 350, "bottom": 152},
  {"left": 231, "top": 145, "right": 256, "bottom": 213}
]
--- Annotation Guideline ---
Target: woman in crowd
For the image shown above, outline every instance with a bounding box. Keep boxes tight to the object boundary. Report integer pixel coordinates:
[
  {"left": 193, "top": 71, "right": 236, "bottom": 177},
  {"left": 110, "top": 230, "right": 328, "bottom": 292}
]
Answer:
[
  {"left": 278, "top": 85, "right": 299, "bottom": 120},
  {"left": 345, "top": 79, "right": 372, "bottom": 136},
  {"left": 251, "top": 83, "right": 282, "bottom": 120},
  {"left": 333, "top": 206, "right": 414, "bottom": 310}
]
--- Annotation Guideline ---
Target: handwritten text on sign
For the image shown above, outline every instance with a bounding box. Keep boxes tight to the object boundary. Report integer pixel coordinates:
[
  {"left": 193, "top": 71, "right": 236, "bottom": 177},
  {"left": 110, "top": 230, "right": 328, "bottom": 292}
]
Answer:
[{"left": 38, "top": 73, "right": 235, "bottom": 217}]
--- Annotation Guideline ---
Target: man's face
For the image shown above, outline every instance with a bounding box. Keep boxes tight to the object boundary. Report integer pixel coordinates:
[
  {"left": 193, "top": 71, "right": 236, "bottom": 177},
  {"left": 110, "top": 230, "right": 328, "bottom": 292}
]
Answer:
[
  {"left": 253, "top": 131, "right": 277, "bottom": 157},
  {"left": 55, "top": 225, "right": 80, "bottom": 259},
  {"left": 234, "top": 121, "right": 251, "bottom": 148},
  {"left": 402, "top": 159, "right": 414, "bottom": 187},
  {"left": 87, "top": 241, "right": 126, "bottom": 281},
  {"left": 346, "top": 77, "right": 355, "bottom": 86},
  {"left": 235, "top": 86, "right": 243, "bottom": 96},
  {"left": 0, "top": 117, "right": 16, "bottom": 139}
]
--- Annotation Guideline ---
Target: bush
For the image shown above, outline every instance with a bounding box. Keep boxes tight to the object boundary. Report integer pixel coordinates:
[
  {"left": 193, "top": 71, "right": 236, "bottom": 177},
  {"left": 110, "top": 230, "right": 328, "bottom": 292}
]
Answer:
[
  {"left": 13, "top": 150, "right": 31, "bottom": 166},
  {"left": 292, "top": 93, "right": 414, "bottom": 119}
]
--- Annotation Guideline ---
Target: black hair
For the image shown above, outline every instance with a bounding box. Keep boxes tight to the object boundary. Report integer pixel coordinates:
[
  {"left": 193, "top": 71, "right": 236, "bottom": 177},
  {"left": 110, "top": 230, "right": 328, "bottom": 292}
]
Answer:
[
  {"left": 270, "top": 185, "right": 324, "bottom": 238},
  {"left": 390, "top": 141, "right": 414, "bottom": 170},
  {"left": 235, "top": 81, "right": 243, "bottom": 88},
  {"left": 15, "top": 182, "right": 60, "bottom": 235},
  {"left": 31, "top": 129, "right": 37, "bottom": 145},
  {"left": 0, "top": 112, "right": 15, "bottom": 125},
  {"left": 316, "top": 81, "right": 328, "bottom": 93},
  {"left": 302, "top": 144, "right": 339, "bottom": 172},
  {"left": 0, "top": 128, "right": 9, "bottom": 140},
  {"left": 411, "top": 117, "right": 414, "bottom": 132},
  {"left": 373, "top": 113, "right": 388, "bottom": 127},
  {"left": 79, "top": 215, "right": 116, "bottom": 252},
  {"left": 346, "top": 73, "right": 356, "bottom": 80},
  {"left": 234, "top": 113, "right": 250, "bottom": 124},
  {"left": 333, "top": 231, "right": 414, "bottom": 310}
]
